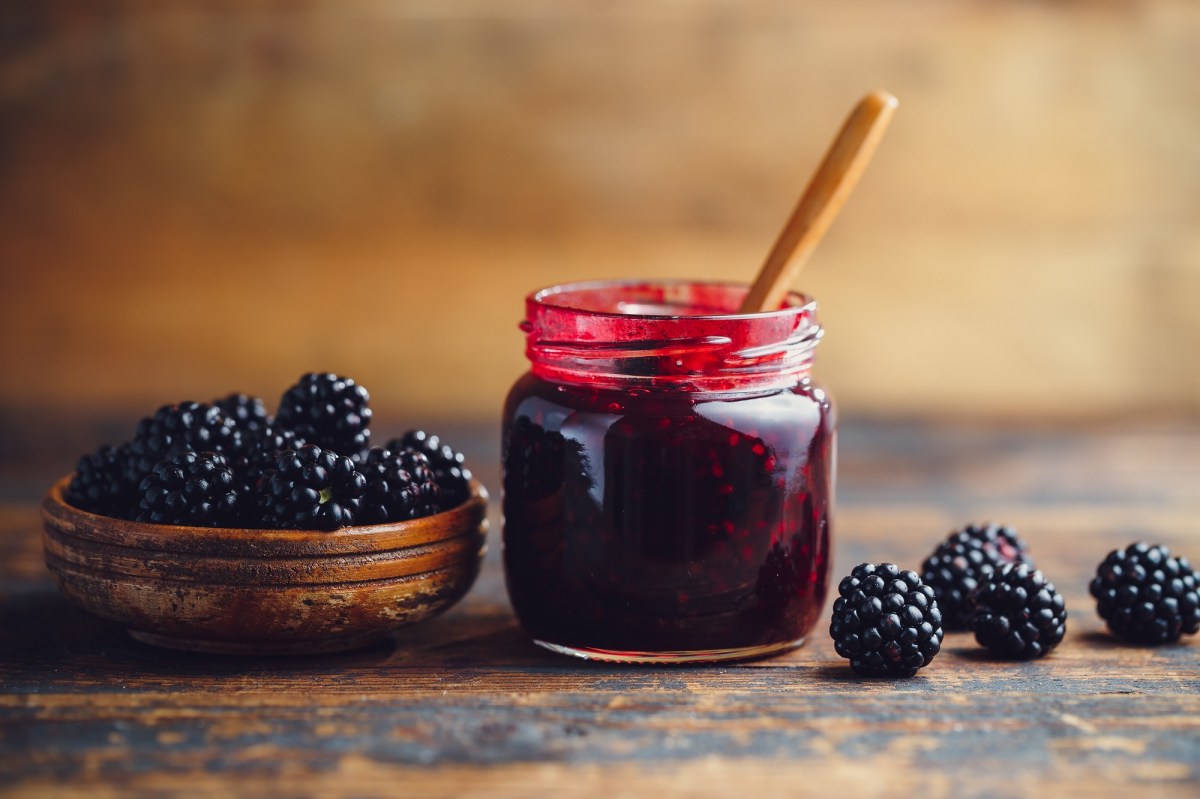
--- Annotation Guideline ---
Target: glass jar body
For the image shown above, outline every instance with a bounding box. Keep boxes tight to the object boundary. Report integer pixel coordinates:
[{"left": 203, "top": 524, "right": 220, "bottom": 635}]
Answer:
[{"left": 501, "top": 280, "right": 835, "bottom": 663}]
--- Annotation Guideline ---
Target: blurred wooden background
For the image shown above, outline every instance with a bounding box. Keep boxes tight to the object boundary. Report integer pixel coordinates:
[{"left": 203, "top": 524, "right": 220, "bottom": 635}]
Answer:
[{"left": 2, "top": 0, "right": 1198, "bottom": 424}]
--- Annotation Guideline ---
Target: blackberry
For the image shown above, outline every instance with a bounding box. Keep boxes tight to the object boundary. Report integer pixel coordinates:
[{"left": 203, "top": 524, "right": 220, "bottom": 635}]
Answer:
[
  {"left": 66, "top": 444, "right": 139, "bottom": 518},
  {"left": 260, "top": 444, "right": 366, "bottom": 530},
  {"left": 503, "top": 416, "right": 567, "bottom": 501},
  {"left": 358, "top": 446, "right": 441, "bottom": 524},
  {"left": 1089, "top": 543, "right": 1200, "bottom": 645},
  {"left": 920, "top": 522, "right": 1030, "bottom": 630},
  {"left": 215, "top": 392, "right": 271, "bottom": 436},
  {"left": 235, "top": 425, "right": 304, "bottom": 479},
  {"left": 229, "top": 426, "right": 305, "bottom": 526},
  {"left": 389, "top": 430, "right": 471, "bottom": 510},
  {"left": 756, "top": 541, "right": 802, "bottom": 615},
  {"left": 126, "top": 402, "right": 242, "bottom": 484},
  {"left": 971, "top": 563, "right": 1066, "bottom": 659},
  {"left": 275, "top": 373, "right": 372, "bottom": 455},
  {"left": 829, "top": 563, "right": 944, "bottom": 677},
  {"left": 136, "top": 451, "right": 240, "bottom": 527}
]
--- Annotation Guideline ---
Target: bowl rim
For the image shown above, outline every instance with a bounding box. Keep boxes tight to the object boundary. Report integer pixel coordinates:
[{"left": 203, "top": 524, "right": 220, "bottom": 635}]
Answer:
[{"left": 43, "top": 475, "right": 489, "bottom": 555}]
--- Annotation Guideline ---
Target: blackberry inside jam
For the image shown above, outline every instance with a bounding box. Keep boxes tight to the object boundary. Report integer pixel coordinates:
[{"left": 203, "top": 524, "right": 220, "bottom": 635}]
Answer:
[{"left": 502, "top": 374, "right": 833, "bottom": 654}]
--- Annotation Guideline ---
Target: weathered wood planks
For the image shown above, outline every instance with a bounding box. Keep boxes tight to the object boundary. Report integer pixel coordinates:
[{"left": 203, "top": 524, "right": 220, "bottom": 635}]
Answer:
[{"left": 1, "top": 424, "right": 1198, "bottom": 797}]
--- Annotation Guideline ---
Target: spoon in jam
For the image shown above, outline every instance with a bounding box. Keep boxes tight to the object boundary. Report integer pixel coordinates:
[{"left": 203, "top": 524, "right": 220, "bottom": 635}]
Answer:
[{"left": 740, "top": 90, "right": 899, "bottom": 313}]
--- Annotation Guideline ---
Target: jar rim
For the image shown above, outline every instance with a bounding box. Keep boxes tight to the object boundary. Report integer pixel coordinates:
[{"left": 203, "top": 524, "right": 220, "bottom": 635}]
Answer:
[
  {"left": 529, "top": 278, "right": 816, "bottom": 321},
  {"left": 522, "top": 279, "right": 822, "bottom": 392}
]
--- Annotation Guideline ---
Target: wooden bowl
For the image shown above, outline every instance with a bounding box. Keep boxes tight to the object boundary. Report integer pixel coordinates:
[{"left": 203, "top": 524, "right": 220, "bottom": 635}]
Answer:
[{"left": 40, "top": 476, "right": 488, "bottom": 655}]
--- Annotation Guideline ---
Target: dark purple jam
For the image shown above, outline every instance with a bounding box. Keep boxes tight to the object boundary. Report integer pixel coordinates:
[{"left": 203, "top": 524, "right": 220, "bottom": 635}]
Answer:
[
  {"left": 502, "top": 374, "right": 833, "bottom": 656},
  {"left": 502, "top": 279, "right": 835, "bottom": 661}
]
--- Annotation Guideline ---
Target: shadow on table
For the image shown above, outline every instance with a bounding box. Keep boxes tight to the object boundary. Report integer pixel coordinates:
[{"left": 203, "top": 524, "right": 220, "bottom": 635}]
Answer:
[
  {"left": 0, "top": 586, "right": 562, "bottom": 688},
  {"left": 806, "top": 663, "right": 942, "bottom": 687}
]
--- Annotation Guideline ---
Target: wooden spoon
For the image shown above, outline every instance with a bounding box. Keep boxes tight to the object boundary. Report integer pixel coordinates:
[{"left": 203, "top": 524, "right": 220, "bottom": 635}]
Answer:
[{"left": 739, "top": 90, "right": 899, "bottom": 313}]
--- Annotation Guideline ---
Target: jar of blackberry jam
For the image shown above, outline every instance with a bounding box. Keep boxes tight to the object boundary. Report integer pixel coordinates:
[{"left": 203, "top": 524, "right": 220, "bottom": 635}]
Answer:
[{"left": 501, "top": 279, "right": 834, "bottom": 663}]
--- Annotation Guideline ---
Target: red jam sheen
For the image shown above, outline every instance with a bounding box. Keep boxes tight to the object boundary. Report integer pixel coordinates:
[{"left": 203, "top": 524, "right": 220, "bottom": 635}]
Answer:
[{"left": 502, "top": 280, "right": 834, "bottom": 662}]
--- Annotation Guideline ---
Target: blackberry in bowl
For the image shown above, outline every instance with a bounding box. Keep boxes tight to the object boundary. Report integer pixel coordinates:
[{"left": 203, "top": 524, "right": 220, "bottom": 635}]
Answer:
[
  {"left": 42, "top": 382, "right": 487, "bottom": 655},
  {"left": 276, "top": 372, "right": 373, "bottom": 455}
]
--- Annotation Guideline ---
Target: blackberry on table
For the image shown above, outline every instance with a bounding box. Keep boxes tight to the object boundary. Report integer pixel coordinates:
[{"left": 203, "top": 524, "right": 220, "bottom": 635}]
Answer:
[
  {"left": 66, "top": 444, "right": 139, "bottom": 518},
  {"left": 391, "top": 430, "right": 471, "bottom": 510},
  {"left": 259, "top": 444, "right": 366, "bottom": 531},
  {"left": 1089, "top": 543, "right": 1200, "bottom": 645},
  {"left": 126, "top": 402, "right": 243, "bottom": 484},
  {"left": 971, "top": 563, "right": 1066, "bottom": 659},
  {"left": 920, "top": 522, "right": 1030, "bottom": 630},
  {"left": 275, "top": 373, "right": 372, "bottom": 455},
  {"left": 136, "top": 451, "right": 240, "bottom": 527},
  {"left": 829, "top": 563, "right": 944, "bottom": 677},
  {"left": 358, "top": 446, "right": 441, "bottom": 524}
]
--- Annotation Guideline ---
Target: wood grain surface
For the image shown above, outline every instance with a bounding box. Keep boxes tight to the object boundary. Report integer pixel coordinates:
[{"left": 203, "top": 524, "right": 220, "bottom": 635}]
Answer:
[{"left": 2, "top": 422, "right": 1199, "bottom": 798}]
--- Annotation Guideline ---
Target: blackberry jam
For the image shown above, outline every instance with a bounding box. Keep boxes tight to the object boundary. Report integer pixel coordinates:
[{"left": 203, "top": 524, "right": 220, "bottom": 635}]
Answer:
[{"left": 502, "top": 280, "right": 835, "bottom": 663}]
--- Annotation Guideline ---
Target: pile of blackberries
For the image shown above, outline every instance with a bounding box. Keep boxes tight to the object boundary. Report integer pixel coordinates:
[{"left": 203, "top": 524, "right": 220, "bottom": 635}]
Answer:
[
  {"left": 831, "top": 524, "right": 1198, "bottom": 678},
  {"left": 65, "top": 373, "right": 473, "bottom": 531}
]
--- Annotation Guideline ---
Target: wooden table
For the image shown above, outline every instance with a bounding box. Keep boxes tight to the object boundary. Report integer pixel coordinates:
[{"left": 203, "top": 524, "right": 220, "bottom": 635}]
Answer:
[{"left": 2, "top": 421, "right": 1198, "bottom": 798}]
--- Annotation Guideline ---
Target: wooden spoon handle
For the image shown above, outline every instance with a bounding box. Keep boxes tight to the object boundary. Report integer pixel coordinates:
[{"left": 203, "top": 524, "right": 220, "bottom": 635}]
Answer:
[{"left": 739, "top": 90, "right": 898, "bottom": 314}]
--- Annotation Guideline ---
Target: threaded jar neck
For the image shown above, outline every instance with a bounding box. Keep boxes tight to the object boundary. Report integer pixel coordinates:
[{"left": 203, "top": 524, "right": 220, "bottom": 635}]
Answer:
[{"left": 522, "top": 279, "right": 822, "bottom": 392}]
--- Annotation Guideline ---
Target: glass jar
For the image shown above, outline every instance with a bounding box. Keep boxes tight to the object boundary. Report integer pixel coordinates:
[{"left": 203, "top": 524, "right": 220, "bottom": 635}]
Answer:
[{"left": 501, "top": 279, "right": 835, "bottom": 663}]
